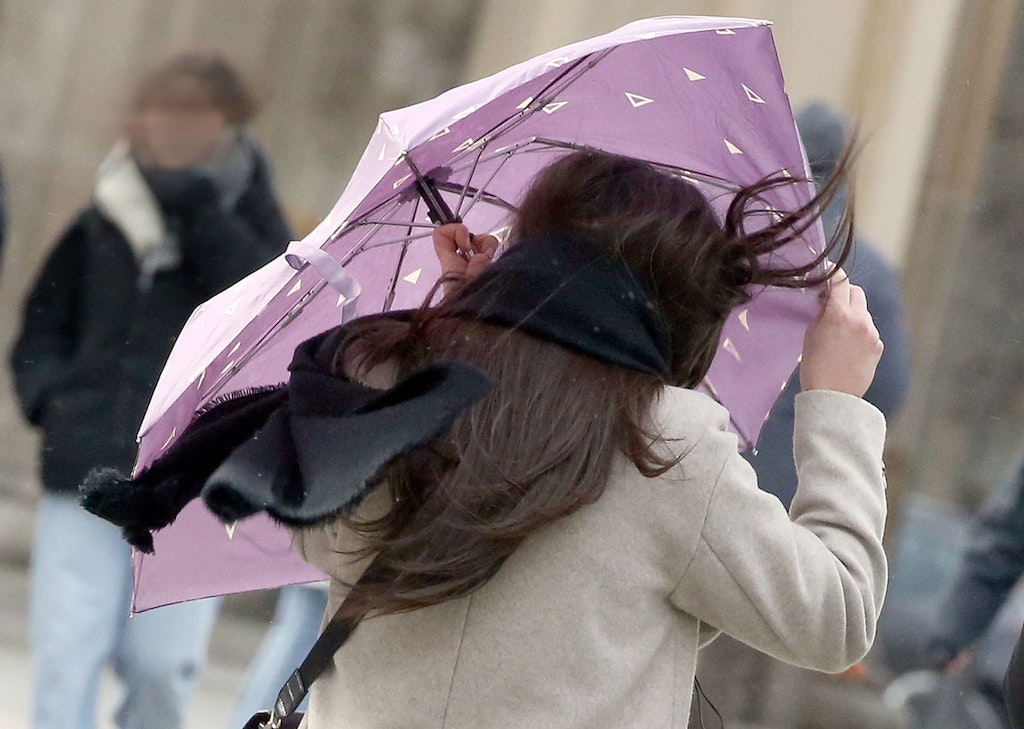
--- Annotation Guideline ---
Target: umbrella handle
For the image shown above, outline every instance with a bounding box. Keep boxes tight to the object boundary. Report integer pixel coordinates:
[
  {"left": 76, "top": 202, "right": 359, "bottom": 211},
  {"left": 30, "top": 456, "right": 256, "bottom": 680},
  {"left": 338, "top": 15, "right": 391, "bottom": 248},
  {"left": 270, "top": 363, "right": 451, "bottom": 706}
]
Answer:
[
  {"left": 416, "top": 175, "right": 460, "bottom": 226},
  {"left": 404, "top": 153, "right": 460, "bottom": 225}
]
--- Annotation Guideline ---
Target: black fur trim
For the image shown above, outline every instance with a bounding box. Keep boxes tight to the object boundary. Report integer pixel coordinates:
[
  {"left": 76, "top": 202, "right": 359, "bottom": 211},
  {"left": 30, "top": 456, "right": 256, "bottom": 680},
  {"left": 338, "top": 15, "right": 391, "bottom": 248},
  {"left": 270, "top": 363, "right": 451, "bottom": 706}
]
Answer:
[{"left": 80, "top": 468, "right": 138, "bottom": 526}]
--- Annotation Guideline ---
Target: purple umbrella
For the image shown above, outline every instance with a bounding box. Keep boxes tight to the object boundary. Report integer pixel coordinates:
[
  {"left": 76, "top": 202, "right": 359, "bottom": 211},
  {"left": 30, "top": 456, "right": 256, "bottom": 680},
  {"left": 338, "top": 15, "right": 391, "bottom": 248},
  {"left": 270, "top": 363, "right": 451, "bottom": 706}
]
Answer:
[{"left": 129, "top": 15, "right": 825, "bottom": 612}]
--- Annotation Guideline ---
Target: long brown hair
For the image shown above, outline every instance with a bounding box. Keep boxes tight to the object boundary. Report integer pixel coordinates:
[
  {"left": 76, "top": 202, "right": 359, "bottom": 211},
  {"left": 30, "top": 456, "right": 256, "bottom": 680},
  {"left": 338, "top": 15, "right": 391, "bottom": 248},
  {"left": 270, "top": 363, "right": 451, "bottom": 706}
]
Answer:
[{"left": 328, "top": 148, "right": 854, "bottom": 620}]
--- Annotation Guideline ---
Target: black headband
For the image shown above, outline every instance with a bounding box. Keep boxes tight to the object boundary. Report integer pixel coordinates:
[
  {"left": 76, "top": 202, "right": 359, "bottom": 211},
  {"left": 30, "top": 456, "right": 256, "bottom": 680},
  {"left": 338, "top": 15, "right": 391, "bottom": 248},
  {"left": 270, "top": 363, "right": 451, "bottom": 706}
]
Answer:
[{"left": 451, "top": 233, "right": 672, "bottom": 379}]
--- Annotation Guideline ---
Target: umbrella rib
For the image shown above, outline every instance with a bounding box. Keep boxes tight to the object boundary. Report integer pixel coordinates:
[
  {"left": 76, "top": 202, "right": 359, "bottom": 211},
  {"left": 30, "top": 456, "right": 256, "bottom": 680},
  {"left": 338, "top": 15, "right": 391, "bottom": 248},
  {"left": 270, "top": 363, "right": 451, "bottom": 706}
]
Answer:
[
  {"left": 328, "top": 196, "right": 406, "bottom": 256},
  {"left": 438, "top": 48, "right": 615, "bottom": 173},
  {"left": 205, "top": 279, "right": 330, "bottom": 399},
  {"left": 452, "top": 149, "right": 516, "bottom": 220},
  {"left": 332, "top": 183, "right": 452, "bottom": 257},
  {"left": 331, "top": 49, "right": 616, "bottom": 253},
  {"left": 359, "top": 219, "right": 437, "bottom": 230},
  {"left": 357, "top": 228, "right": 435, "bottom": 252},
  {"left": 528, "top": 137, "right": 743, "bottom": 192},
  {"left": 338, "top": 219, "right": 396, "bottom": 263},
  {"left": 336, "top": 195, "right": 446, "bottom": 262},
  {"left": 437, "top": 133, "right": 748, "bottom": 226},
  {"left": 433, "top": 181, "right": 517, "bottom": 213},
  {"left": 382, "top": 196, "right": 420, "bottom": 311},
  {"left": 208, "top": 141, "right": 509, "bottom": 400},
  {"left": 454, "top": 145, "right": 486, "bottom": 220},
  {"left": 437, "top": 136, "right": 592, "bottom": 218},
  {"left": 442, "top": 137, "right": 540, "bottom": 175},
  {"left": 202, "top": 210, "right": 409, "bottom": 400},
  {"left": 525, "top": 51, "right": 608, "bottom": 110}
]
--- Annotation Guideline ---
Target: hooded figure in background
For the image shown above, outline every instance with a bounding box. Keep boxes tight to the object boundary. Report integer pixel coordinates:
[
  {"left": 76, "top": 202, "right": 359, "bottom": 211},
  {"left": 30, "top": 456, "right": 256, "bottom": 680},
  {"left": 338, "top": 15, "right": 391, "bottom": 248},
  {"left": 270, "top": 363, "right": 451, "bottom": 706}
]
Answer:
[
  {"left": 746, "top": 101, "right": 911, "bottom": 507},
  {"left": 10, "top": 52, "right": 291, "bottom": 729},
  {"left": 928, "top": 449, "right": 1024, "bottom": 720}
]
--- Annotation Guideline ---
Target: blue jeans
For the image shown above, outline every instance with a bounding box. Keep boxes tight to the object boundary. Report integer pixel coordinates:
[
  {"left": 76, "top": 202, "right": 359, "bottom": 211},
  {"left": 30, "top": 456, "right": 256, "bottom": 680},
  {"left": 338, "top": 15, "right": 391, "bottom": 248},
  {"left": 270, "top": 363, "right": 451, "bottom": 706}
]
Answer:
[
  {"left": 228, "top": 584, "right": 329, "bottom": 727},
  {"left": 31, "top": 493, "right": 221, "bottom": 729}
]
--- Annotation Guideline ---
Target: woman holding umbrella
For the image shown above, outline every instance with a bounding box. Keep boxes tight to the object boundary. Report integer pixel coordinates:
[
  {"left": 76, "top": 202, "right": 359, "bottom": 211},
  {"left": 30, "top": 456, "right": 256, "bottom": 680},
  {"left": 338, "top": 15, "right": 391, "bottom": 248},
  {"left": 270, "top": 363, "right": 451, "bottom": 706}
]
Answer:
[{"left": 86, "top": 147, "right": 886, "bottom": 728}]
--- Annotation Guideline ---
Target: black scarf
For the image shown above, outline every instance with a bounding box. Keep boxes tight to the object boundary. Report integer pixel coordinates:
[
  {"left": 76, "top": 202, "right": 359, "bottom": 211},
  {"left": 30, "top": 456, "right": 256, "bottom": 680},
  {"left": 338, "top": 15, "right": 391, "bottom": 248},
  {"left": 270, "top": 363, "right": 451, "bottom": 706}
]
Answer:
[
  {"left": 81, "top": 233, "right": 671, "bottom": 551},
  {"left": 451, "top": 233, "right": 670, "bottom": 378}
]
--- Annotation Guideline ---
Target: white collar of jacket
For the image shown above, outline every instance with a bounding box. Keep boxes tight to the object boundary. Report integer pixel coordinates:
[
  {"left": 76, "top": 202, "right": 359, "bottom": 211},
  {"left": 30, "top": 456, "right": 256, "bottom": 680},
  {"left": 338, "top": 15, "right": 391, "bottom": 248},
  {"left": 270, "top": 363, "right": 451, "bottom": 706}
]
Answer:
[
  {"left": 92, "top": 131, "right": 257, "bottom": 290},
  {"left": 94, "top": 139, "right": 176, "bottom": 287}
]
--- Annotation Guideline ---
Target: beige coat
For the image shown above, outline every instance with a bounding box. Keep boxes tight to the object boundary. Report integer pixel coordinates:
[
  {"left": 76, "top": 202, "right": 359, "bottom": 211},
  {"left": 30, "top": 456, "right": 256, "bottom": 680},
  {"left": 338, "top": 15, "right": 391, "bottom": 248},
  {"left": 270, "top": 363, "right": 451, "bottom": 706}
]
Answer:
[{"left": 294, "top": 387, "right": 888, "bottom": 729}]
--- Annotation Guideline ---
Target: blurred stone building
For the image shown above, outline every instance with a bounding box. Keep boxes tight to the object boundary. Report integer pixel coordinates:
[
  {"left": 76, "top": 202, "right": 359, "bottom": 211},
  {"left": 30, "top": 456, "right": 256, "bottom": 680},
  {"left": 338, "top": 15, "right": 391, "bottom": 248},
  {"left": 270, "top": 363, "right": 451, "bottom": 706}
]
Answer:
[{"left": 0, "top": 0, "right": 1022, "bottom": 548}]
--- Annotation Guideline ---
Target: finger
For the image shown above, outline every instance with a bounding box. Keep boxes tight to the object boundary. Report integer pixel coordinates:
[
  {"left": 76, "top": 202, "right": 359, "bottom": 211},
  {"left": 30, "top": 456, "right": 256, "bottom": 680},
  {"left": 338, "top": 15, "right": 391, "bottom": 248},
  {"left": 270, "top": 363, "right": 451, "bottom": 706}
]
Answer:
[
  {"left": 432, "top": 224, "right": 460, "bottom": 253},
  {"left": 849, "top": 284, "right": 868, "bottom": 311},
  {"left": 466, "top": 254, "right": 494, "bottom": 279},
  {"left": 453, "top": 224, "right": 472, "bottom": 256},
  {"left": 432, "top": 234, "right": 461, "bottom": 263},
  {"left": 471, "top": 234, "right": 499, "bottom": 258},
  {"left": 827, "top": 269, "right": 852, "bottom": 309},
  {"left": 434, "top": 224, "right": 474, "bottom": 268},
  {"left": 830, "top": 265, "right": 850, "bottom": 285},
  {"left": 433, "top": 227, "right": 470, "bottom": 276},
  {"left": 435, "top": 249, "right": 467, "bottom": 277}
]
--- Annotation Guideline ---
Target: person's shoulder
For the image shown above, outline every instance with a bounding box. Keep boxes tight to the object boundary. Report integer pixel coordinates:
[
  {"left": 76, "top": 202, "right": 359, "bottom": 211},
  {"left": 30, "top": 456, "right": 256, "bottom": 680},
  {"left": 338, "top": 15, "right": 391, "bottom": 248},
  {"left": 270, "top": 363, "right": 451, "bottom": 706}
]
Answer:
[
  {"left": 240, "top": 137, "right": 276, "bottom": 191},
  {"left": 51, "top": 206, "right": 106, "bottom": 249},
  {"left": 235, "top": 139, "right": 290, "bottom": 225},
  {"left": 654, "top": 385, "right": 729, "bottom": 426},
  {"left": 650, "top": 385, "right": 733, "bottom": 456}
]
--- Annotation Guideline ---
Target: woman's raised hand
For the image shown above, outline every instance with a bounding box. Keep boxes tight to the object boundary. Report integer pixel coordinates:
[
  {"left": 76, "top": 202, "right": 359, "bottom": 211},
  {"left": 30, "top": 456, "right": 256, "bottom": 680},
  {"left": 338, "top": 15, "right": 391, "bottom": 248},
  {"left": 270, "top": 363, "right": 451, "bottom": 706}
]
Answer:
[
  {"left": 432, "top": 223, "right": 499, "bottom": 297},
  {"left": 800, "top": 269, "right": 884, "bottom": 398}
]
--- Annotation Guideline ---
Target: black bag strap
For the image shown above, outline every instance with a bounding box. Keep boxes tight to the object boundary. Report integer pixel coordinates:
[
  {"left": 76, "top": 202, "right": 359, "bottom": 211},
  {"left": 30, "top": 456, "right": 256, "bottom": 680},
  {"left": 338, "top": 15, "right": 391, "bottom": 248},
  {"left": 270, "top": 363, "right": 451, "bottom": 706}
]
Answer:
[{"left": 263, "top": 560, "right": 382, "bottom": 729}]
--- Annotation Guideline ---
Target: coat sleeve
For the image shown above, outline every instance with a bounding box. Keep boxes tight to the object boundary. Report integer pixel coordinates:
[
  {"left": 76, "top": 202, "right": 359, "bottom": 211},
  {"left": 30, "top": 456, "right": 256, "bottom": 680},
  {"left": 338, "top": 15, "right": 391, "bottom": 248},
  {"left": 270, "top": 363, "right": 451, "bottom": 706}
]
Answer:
[
  {"left": 178, "top": 164, "right": 292, "bottom": 297},
  {"left": 669, "top": 390, "right": 888, "bottom": 673},
  {"left": 9, "top": 220, "right": 85, "bottom": 425}
]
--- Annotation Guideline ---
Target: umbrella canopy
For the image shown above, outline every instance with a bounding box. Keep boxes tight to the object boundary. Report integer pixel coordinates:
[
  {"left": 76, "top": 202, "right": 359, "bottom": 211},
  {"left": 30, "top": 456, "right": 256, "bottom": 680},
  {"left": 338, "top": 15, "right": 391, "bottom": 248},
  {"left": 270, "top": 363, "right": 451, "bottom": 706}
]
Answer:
[{"left": 129, "top": 15, "right": 826, "bottom": 612}]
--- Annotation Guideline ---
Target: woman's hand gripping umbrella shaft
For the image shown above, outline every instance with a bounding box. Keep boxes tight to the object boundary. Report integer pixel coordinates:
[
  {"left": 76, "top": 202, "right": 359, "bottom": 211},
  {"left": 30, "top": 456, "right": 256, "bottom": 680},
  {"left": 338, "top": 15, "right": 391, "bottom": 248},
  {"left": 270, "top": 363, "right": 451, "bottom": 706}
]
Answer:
[
  {"left": 433, "top": 223, "right": 498, "bottom": 298},
  {"left": 801, "top": 269, "right": 885, "bottom": 398}
]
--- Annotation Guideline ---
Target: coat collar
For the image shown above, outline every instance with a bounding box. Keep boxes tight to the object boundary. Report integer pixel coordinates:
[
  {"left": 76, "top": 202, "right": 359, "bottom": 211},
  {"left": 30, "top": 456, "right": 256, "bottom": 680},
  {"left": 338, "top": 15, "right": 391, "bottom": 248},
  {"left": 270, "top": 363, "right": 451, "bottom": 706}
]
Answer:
[{"left": 92, "top": 131, "right": 258, "bottom": 289}]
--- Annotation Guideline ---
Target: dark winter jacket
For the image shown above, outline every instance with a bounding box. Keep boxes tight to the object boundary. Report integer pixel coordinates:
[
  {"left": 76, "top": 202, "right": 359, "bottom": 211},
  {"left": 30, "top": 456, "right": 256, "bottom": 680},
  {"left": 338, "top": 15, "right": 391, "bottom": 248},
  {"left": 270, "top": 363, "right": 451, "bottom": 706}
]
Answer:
[
  {"left": 10, "top": 147, "right": 291, "bottom": 494},
  {"left": 931, "top": 463, "right": 1024, "bottom": 664},
  {"left": 1007, "top": 630, "right": 1024, "bottom": 728}
]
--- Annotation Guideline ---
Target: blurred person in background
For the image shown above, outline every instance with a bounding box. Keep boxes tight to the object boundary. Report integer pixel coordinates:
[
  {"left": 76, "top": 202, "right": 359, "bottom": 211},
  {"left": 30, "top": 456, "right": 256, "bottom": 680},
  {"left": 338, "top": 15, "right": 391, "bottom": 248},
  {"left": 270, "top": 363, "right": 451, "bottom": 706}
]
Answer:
[
  {"left": 691, "top": 102, "right": 912, "bottom": 729},
  {"left": 928, "top": 459, "right": 1024, "bottom": 713},
  {"left": 9, "top": 51, "right": 290, "bottom": 729},
  {"left": 1007, "top": 631, "right": 1024, "bottom": 728}
]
